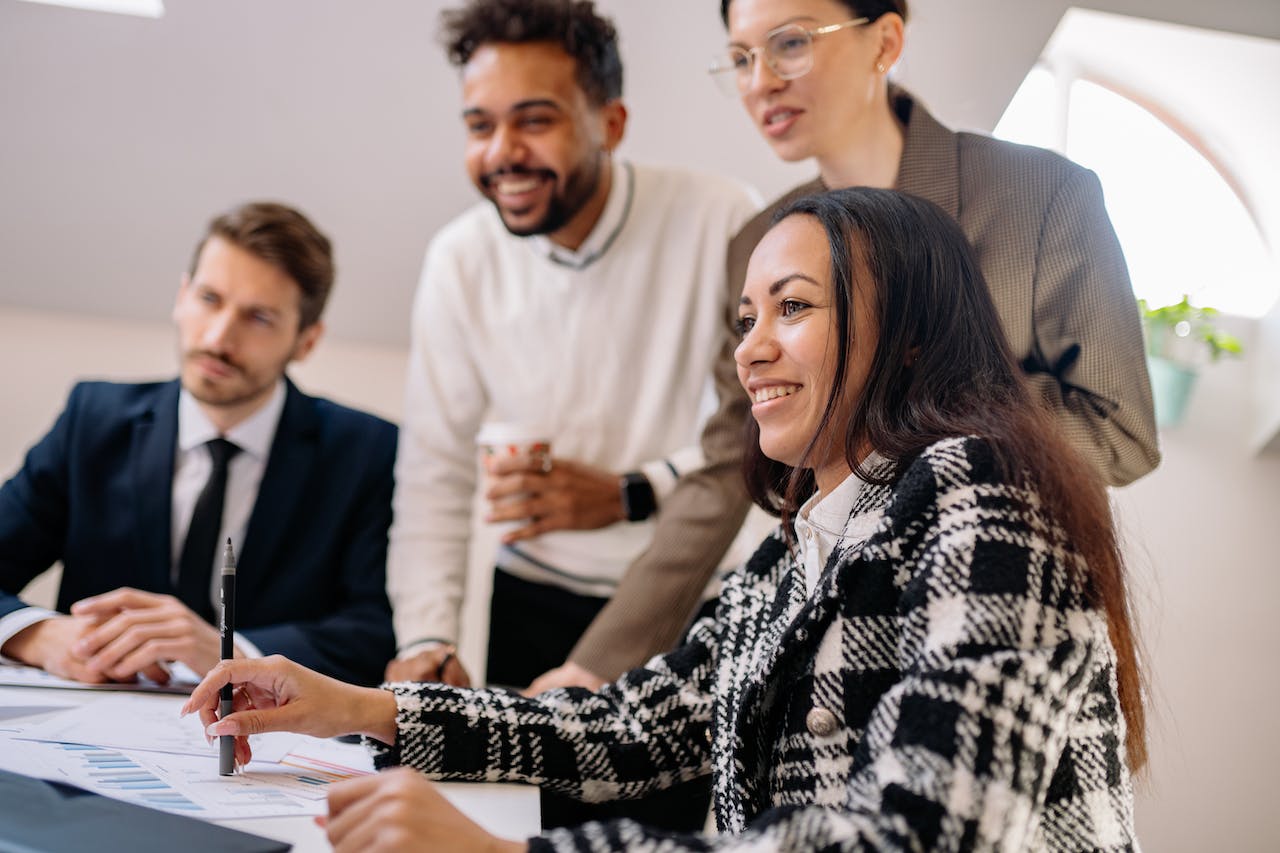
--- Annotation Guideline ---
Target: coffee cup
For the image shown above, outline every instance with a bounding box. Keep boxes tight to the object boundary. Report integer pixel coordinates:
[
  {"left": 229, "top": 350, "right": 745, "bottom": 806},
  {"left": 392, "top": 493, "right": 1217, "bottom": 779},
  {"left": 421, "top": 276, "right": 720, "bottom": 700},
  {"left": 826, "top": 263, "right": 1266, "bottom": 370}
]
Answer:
[{"left": 476, "top": 422, "right": 552, "bottom": 474}]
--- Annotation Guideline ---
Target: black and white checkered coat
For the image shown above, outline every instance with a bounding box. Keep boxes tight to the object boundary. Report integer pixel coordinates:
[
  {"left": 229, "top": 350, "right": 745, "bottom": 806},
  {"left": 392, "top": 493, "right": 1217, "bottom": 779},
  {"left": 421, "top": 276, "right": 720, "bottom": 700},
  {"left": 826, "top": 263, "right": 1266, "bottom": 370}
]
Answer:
[{"left": 371, "top": 437, "right": 1138, "bottom": 851}]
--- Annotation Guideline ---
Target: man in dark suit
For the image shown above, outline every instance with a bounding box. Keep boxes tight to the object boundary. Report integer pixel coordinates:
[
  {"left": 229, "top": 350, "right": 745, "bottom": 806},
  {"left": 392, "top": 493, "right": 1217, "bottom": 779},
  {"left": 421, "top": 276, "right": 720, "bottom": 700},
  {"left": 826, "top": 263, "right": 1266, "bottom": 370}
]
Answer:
[{"left": 0, "top": 201, "right": 396, "bottom": 686}]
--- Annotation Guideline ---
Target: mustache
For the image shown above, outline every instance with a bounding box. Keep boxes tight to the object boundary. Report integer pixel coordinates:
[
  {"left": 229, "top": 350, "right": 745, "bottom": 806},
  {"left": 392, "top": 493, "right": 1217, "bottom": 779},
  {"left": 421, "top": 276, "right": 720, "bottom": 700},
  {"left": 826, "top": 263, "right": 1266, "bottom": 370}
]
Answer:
[
  {"left": 186, "top": 349, "right": 242, "bottom": 373},
  {"left": 479, "top": 166, "right": 556, "bottom": 189}
]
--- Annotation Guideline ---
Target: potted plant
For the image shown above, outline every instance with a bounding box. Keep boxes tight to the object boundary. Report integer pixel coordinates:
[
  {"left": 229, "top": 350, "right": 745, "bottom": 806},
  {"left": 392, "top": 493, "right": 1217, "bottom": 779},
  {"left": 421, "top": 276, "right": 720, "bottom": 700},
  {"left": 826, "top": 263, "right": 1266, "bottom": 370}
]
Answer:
[{"left": 1138, "top": 295, "right": 1244, "bottom": 427}]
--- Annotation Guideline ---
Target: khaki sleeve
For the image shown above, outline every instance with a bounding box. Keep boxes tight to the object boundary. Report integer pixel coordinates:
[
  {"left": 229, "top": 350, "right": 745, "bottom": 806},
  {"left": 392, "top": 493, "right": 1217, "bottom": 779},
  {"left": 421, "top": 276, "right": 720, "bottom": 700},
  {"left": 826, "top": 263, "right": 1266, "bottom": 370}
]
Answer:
[{"left": 1027, "top": 168, "right": 1160, "bottom": 486}]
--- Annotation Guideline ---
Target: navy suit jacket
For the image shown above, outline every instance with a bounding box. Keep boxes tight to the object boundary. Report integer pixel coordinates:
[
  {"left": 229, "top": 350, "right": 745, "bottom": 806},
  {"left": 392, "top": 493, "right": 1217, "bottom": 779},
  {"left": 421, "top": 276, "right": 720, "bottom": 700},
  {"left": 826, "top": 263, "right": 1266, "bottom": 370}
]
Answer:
[{"left": 0, "top": 378, "right": 397, "bottom": 685}]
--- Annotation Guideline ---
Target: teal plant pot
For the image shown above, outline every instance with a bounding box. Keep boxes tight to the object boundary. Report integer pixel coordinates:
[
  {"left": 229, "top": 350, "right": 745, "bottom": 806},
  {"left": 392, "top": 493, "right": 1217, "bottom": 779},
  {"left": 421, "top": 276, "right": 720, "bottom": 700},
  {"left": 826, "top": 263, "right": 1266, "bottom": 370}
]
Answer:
[{"left": 1146, "top": 355, "right": 1198, "bottom": 428}]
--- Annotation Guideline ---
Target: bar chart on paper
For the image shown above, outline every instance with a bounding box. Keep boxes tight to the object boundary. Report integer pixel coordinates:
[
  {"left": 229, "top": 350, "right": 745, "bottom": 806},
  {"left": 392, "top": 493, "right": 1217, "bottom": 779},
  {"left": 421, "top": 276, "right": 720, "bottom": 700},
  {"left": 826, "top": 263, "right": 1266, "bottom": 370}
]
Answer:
[
  {"left": 242, "top": 741, "right": 376, "bottom": 801},
  {"left": 58, "top": 743, "right": 200, "bottom": 812},
  {"left": 49, "top": 742, "right": 318, "bottom": 819}
]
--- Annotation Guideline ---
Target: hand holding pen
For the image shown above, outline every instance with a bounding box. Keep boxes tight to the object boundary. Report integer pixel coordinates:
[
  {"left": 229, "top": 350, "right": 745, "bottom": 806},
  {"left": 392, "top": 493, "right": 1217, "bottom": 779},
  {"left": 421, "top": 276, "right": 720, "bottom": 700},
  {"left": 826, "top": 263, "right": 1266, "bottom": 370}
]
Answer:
[{"left": 182, "top": 655, "right": 399, "bottom": 766}]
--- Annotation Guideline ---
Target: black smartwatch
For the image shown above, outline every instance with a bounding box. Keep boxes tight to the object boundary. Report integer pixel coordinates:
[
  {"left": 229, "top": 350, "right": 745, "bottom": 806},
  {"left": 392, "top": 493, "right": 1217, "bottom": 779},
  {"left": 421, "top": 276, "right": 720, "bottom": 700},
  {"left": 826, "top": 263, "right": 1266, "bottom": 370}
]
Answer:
[{"left": 619, "top": 471, "right": 656, "bottom": 522}]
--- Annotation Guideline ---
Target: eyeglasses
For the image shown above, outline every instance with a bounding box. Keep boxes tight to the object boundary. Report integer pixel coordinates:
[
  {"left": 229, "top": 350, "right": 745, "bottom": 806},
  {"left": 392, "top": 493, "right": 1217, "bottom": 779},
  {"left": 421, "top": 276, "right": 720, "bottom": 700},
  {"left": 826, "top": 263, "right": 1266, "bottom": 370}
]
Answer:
[{"left": 708, "top": 18, "right": 870, "bottom": 96}]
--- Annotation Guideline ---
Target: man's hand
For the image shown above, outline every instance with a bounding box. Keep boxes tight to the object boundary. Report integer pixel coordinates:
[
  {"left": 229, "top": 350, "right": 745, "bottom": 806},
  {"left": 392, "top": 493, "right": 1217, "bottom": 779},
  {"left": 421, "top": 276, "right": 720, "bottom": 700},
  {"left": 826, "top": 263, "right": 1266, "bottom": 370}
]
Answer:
[
  {"left": 1, "top": 615, "right": 112, "bottom": 684},
  {"left": 322, "top": 767, "right": 525, "bottom": 853},
  {"left": 523, "top": 661, "right": 606, "bottom": 696},
  {"left": 183, "top": 655, "right": 399, "bottom": 765},
  {"left": 69, "top": 587, "right": 224, "bottom": 682},
  {"left": 484, "top": 455, "right": 625, "bottom": 544},
  {"left": 383, "top": 644, "right": 471, "bottom": 687}
]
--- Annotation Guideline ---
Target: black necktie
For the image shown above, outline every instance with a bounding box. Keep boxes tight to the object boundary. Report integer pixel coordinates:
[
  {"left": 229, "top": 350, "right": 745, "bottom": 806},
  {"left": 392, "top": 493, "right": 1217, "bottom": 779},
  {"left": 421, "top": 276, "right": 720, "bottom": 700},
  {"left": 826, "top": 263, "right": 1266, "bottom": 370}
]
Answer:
[{"left": 177, "top": 437, "right": 241, "bottom": 623}]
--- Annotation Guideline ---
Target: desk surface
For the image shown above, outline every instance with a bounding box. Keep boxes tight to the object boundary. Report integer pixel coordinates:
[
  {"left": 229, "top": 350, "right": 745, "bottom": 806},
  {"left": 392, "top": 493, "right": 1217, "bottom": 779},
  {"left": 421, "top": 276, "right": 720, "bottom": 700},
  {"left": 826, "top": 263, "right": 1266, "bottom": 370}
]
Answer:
[{"left": 0, "top": 683, "right": 540, "bottom": 851}]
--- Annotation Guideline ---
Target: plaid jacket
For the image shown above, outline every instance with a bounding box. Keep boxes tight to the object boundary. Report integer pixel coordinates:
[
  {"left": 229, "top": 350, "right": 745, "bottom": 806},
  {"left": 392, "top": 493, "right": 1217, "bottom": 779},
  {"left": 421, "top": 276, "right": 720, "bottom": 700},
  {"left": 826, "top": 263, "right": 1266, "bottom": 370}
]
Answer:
[{"left": 372, "top": 437, "right": 1138, "bottom": 851}]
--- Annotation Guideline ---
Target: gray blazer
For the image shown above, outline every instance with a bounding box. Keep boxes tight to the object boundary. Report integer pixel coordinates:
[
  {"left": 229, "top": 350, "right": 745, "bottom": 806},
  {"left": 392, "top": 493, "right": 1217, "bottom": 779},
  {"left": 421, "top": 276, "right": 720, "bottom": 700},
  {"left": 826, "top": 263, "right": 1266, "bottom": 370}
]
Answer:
[{"left": 569, "top": 88, "right": 1158, "bottom": 679}]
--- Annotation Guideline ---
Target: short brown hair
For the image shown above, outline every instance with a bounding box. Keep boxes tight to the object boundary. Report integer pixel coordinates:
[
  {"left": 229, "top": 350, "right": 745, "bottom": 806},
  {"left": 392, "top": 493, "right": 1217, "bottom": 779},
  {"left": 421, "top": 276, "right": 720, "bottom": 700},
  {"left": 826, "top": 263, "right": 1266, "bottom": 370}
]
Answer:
[
  {"left": 189, "top": 201, "right": 334, "bottom": 330},
  {"left": 441, "top": 0, "right": 623, "bottom": 106}
]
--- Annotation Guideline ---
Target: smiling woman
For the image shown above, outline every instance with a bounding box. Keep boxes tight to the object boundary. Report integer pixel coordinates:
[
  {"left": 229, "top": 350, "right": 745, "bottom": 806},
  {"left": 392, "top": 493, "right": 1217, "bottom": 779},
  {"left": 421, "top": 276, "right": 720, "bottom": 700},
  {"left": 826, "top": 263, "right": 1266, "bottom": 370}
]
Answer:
[{"left": 186, "top": 187, "right": 1147, "bottom": 852}]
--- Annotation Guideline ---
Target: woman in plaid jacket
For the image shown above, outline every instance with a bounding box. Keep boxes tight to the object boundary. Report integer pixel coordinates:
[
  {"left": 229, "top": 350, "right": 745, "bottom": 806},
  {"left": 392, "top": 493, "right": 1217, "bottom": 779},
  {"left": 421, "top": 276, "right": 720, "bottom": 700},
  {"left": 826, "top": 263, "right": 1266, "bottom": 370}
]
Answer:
[{"left": 187, "top": 188, "right": 1146, "bottom": 852}]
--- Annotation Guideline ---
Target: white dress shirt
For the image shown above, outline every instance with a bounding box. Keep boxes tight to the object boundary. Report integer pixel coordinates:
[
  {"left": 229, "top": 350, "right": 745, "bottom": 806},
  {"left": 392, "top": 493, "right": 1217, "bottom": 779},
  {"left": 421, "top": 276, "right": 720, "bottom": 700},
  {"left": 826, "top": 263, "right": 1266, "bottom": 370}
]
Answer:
[
  {"left": 0, "top": 380, "right": 285, "bottom": 665},
  {"left": 793, "top": 456, "right": 888, "bottom": 596}
]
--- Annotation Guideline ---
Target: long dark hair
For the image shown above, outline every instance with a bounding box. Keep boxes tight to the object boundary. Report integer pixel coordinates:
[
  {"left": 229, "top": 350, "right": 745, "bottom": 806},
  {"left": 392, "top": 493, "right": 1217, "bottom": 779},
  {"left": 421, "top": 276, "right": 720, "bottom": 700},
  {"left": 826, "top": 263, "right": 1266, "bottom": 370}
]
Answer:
[{"left": 743, "top": 187, "right": 1146, "bottom": 770}]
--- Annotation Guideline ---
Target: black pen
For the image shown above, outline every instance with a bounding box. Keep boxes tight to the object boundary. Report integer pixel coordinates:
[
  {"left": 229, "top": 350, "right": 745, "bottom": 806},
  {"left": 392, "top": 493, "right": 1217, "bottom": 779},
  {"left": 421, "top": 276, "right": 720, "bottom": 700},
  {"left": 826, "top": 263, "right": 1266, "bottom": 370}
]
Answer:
[{"left": 218, "top": 538, "right": 236, "bottom": 776}]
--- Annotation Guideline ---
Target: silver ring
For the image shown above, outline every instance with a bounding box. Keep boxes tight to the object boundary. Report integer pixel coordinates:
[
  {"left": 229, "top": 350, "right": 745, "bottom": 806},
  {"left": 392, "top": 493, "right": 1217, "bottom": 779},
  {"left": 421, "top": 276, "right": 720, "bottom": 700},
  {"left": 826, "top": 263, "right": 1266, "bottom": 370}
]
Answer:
[{"left": 539, "top": 456, "right": 553, "bottom": 474}]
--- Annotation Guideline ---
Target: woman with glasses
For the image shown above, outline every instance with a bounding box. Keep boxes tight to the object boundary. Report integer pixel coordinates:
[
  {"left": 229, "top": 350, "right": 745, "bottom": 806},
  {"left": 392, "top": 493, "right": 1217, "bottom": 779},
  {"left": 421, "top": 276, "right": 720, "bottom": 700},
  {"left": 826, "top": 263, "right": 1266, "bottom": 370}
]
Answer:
[
  {"left": 185, "top": 187, "right": 1144, "bottom": 852},
  {"left": 707, "top": 0, "right": 1158, "bottom": 491}
]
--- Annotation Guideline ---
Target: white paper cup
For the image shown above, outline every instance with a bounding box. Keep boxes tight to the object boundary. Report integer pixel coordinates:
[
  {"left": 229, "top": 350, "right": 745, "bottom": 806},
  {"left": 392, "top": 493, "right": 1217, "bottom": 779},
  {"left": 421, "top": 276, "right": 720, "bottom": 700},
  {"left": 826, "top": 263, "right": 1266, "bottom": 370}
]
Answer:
[
  {"left": 477, "top": 423, "right": 552, "bottom": 532},
  {"left": 476, "top": 422, "right": 552, "bottom": 470}
]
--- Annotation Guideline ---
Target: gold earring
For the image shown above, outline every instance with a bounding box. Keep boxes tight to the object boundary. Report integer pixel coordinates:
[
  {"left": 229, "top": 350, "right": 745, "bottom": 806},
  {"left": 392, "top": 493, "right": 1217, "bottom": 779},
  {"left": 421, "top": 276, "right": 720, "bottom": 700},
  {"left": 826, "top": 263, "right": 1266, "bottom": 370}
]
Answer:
[{"left": 876, "top": 62, "right": 886, "bottom": 74}]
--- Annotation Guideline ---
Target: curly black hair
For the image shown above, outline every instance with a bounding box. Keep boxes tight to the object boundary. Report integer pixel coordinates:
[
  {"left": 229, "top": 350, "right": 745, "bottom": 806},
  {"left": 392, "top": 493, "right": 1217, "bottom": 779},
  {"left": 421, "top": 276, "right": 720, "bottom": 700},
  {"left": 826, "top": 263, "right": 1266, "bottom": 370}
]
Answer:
[{"left": 441, "top": 0, "right": 623, "bottom": 105}]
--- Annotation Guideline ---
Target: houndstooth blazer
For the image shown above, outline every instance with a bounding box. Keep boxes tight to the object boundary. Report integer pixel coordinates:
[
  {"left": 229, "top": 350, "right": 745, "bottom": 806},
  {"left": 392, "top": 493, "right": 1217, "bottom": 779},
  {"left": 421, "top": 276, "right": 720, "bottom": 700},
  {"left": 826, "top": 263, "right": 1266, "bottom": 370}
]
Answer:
[{"left": 371, "top": 436, "right": 1139, "bottom": 851}]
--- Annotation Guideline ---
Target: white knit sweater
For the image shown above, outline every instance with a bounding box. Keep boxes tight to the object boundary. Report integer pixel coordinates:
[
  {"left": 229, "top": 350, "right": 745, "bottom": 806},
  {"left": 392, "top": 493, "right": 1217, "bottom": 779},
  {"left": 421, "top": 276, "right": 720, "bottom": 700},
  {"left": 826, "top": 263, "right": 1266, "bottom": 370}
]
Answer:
[{"left": 387, "top": 160, "right": 757, "bottom": 649}]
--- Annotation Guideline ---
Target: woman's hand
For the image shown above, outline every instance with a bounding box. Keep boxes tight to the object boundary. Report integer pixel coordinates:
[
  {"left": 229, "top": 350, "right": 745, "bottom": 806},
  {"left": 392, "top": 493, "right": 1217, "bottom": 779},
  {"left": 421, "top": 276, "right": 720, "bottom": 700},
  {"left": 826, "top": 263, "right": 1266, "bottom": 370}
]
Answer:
[
  {"left": 323, "top": 767, "right": 526, "bottom": 853},
  {"left": 180, "top": 655, "right": 398, "bottom": 764}
]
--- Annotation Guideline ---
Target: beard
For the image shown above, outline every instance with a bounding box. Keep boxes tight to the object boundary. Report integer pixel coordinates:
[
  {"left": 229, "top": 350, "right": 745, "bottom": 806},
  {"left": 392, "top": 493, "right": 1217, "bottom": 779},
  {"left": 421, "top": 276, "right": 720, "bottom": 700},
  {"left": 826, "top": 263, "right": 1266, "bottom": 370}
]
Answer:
[
  {"left": 483, "top": 153, "right": 603, "bottom": 238},
  {"left": 180, "top": 349, "right": 283, "bottom": 411}
]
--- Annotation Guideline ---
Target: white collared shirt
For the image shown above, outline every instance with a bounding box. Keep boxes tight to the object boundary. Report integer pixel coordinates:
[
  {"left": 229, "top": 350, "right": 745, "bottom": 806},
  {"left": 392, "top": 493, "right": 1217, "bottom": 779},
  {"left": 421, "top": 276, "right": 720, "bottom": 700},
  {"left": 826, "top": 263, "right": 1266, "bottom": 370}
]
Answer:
[
  {"left": 793, "top": 456, "right": 886, "bottom": 596},
  {"left": 171, "top": 379, "right": 287, "bottom": 607}
]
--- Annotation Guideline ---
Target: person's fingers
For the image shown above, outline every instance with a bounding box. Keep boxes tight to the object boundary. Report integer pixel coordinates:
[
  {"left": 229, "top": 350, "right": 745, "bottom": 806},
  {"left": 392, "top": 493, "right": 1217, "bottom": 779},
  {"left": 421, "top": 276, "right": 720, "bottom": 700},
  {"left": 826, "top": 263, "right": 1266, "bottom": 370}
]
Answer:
[
  {"left": 242, "top": 681, "right": 278, "bottom": 710},
  {"left": 205, "top": 702, "right": 303, "bottom": 738},
  {"left": 485, "top": 495, "right": 543, "bottom": 523},
  {"left": 440, "top": 656, "right": 471, "bottom": 688},
  {"left": 70, "top": 613, "right": 129, "bottom": 660},
  {"left": 181, "top": 658, "right": 281, "bottom": 716},
  {"left": 140, "top": 662, "right": 171, "bottom": 685},
  {"left": 86, "top": 619, "right": 185, "bottom": 675},
  {"left": 69, "top": 587, "right": 160, "bottom": 616},
  {"left": 74, "top": 606, "right": 175, "bottom": 660},
  {"left": 326, "top": 771, "right": 410, "bottom": 853},
  {"left": 107, "top": 639, "right": 179, "bottom": 681},
  {"left": 385, "top": 647, "right": 456, "bottom": 684},
  {"left": 326, "top": 777, "right": 387, "bottom": 851},
  {"left": 500, "top": 517, "right": 551, "bottom": 544},
  {"left": 54, "top": 656, "right": 113, "bottom": 684},
  {"left": 484, "top": 454, "right": 554, "bottom": 476},
  {"left": 522, "top": 671, "right": 554, "bottom": 697},
  {"left": 382, "top": 658, "right": 413, "bottom": 682},
  {"left": 233, "top": 735, "right": 253, "bottom": 768},
  {"left": 326, "top": 773, "right": 384, "bottom": 819},
  {"left": 484, "top": 472, "right": 547, "bottom": 502},
  {"left": 198, "top": 704, "right": 219, "bottom": 732}
]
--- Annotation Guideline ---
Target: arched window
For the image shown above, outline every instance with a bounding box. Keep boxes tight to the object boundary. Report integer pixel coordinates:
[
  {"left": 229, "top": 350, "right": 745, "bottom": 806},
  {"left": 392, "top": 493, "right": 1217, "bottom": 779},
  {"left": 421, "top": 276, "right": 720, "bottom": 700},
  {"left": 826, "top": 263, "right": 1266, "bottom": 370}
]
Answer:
[{"left": 995, "top": 35, "right": 1278, "bottom": 319}]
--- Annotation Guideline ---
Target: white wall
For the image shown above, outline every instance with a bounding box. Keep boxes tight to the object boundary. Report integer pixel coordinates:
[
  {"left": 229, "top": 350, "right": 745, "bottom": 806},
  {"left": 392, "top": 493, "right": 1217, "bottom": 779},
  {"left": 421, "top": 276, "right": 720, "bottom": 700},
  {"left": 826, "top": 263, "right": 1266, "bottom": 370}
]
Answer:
[{"left": 1112, "top": 316, "right": 1280, "bottom": 850}]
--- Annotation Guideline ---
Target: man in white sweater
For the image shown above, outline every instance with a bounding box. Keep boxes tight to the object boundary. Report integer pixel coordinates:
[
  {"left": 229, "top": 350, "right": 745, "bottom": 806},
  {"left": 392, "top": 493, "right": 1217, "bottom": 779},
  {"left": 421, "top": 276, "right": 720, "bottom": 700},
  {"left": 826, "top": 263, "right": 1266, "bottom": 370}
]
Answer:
[{"left": 384, "top": 0, "right": 754, "bottom": 738}]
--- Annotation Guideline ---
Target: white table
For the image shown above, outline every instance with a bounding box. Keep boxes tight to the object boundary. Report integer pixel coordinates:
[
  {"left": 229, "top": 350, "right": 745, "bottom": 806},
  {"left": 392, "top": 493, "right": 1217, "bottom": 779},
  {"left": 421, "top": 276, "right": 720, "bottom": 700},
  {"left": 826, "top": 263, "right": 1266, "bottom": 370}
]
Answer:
[{"left": 0, "top": 683, "right": 540, "bottom": 851}]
